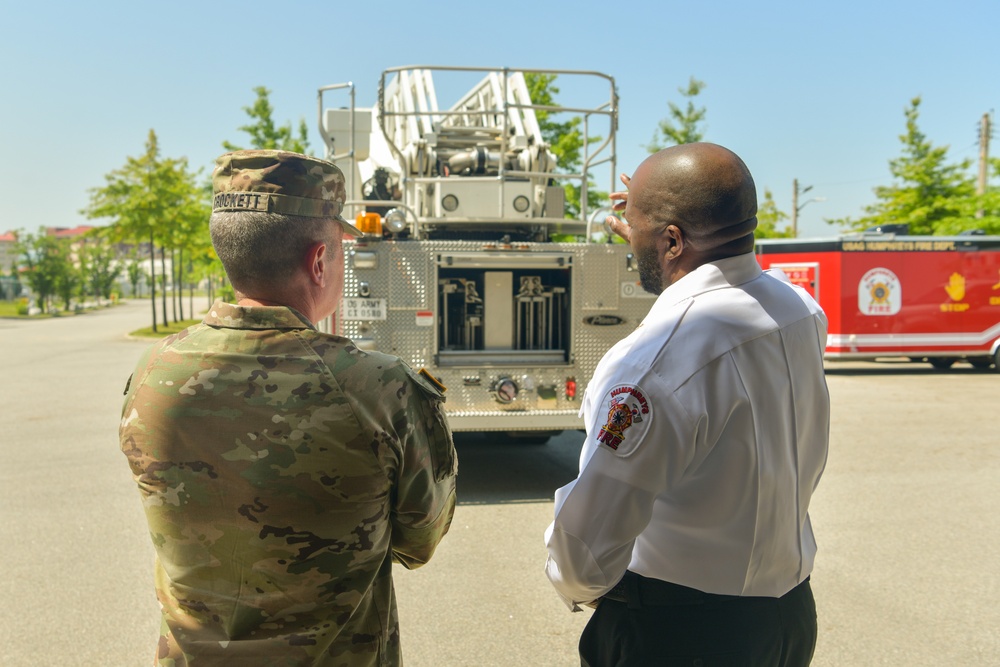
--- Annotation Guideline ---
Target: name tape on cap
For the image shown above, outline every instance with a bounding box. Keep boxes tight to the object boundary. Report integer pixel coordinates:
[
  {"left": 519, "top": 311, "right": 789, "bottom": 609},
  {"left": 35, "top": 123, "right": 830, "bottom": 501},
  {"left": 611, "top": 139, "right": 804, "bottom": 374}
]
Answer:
[{"left": 213, "top": 192, "right": 270, "bottom": 212}]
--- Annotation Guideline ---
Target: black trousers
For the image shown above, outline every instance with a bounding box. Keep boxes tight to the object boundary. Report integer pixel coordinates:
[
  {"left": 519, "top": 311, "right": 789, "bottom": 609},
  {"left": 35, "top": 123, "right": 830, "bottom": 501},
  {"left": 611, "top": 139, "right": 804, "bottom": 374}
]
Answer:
[{"left": 579, "top": 573, "right": 816, "bottom": 667}]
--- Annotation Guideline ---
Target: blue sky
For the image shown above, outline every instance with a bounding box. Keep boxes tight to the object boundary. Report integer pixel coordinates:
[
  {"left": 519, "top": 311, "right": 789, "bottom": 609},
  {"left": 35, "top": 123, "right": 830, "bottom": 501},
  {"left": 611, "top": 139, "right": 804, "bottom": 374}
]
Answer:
[{"left": 2, "top": 0, "right": 996, "bottom": 239}]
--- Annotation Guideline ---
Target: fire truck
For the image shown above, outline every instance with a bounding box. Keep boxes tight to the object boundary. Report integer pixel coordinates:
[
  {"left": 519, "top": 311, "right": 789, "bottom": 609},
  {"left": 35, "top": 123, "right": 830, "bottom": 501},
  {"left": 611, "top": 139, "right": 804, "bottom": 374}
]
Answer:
[
  {"left": 755, "top": 231, "right": 1000, "bottom": 371},
  {"left": 316, "top": 66, "right": 653, "bottom": 440}
]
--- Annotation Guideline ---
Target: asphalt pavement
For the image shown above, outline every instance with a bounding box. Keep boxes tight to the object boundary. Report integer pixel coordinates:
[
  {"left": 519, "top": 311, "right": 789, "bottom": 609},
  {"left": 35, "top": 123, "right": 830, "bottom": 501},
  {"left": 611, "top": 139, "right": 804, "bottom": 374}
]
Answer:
[{"left": 1, "top": 299, "right": 997, "bottom": 666}]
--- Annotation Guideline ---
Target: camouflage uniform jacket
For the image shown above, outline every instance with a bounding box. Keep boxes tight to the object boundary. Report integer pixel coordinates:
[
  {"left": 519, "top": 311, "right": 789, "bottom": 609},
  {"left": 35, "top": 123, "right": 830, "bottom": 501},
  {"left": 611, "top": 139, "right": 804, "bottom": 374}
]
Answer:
[{"left": 120, "top": 301, "right": 457, "bottom": 666}]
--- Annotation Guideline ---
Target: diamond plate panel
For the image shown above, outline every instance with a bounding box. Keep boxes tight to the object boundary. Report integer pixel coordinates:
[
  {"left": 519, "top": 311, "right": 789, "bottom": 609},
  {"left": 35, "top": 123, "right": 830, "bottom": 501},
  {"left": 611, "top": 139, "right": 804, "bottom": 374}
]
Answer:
[{"left": 340, "top": 239, "right": 655, "bottom": 431}]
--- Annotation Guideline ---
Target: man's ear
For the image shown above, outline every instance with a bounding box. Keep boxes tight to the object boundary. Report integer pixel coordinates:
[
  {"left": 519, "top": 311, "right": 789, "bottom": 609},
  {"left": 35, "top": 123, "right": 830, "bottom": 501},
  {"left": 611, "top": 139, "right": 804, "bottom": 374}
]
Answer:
[
  {"left": 663, "top": 224, "right": 685, "bottom": 259},
  {"left": 305, "top": 241, "right": 328, "bottom": 287}
]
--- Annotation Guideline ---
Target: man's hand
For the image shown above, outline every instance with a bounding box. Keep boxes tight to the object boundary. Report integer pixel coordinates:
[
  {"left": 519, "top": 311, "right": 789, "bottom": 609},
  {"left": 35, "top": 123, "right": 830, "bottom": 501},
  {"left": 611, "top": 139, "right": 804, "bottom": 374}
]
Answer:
[{"left": 606, "top": 173, "right": 631, "bottom": 243}]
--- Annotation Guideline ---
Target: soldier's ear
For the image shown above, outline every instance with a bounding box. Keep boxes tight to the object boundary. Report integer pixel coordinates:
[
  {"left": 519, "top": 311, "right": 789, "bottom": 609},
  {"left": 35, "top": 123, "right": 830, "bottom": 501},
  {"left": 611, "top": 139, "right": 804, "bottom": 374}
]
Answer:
[{"left": 305, "top": 241, "right": 328, "bottom": 287}]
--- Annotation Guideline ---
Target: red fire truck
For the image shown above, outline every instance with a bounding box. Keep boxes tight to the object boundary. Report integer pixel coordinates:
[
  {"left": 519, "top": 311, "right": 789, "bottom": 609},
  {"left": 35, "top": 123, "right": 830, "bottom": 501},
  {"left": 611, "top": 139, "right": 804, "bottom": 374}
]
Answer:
[{"left": 755, "top": 232, "right": 1000, "bottom": 371}]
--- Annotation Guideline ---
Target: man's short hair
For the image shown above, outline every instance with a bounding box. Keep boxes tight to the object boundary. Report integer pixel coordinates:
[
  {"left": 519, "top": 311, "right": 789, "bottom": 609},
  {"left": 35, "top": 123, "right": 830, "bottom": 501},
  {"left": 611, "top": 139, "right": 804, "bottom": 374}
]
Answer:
[{"left": 210, "top": 211, "right": 337, "bottom": 292}]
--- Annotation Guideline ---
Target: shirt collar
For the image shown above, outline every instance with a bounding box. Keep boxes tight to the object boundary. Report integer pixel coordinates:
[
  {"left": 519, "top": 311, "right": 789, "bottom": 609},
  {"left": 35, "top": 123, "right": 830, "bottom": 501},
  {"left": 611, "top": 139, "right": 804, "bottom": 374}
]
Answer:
[
  {"left": 648, "top": 252, "right": 762, "bottom": 313},
  {"left": 202, "top": 300, "right": 315, "bottom": 330}
]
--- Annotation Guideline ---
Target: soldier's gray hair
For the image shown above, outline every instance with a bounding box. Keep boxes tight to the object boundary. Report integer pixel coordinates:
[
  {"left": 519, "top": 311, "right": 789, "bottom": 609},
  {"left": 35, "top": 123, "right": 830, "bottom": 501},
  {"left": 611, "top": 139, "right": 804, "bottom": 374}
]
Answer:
[{"left": 210, "top": 210, "right": 338, "bottom": 291}]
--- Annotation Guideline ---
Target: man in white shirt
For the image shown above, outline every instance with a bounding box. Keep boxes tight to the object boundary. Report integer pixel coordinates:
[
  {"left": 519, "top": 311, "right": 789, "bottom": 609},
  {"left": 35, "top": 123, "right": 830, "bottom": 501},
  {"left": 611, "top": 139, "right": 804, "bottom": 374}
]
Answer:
[{"left": 544, "top": 143, "right": 829, "bottom": 666}]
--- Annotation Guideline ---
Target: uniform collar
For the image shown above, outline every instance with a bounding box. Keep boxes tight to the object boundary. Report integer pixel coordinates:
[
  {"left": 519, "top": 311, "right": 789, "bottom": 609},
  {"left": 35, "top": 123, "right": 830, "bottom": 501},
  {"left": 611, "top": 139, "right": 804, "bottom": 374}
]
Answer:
[
  {"left": 203, "top": 300, "right": 315, "bottom": 330},
  {"left": 648, "top": 252, "right": 762, "bottom": 313}
]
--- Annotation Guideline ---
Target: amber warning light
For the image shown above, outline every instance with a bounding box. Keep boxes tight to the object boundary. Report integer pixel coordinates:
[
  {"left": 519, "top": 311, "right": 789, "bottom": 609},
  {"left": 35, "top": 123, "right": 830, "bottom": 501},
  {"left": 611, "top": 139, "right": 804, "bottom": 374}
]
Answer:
[{"left": 355, "top": 212, "right": 382, "bottom": 235}]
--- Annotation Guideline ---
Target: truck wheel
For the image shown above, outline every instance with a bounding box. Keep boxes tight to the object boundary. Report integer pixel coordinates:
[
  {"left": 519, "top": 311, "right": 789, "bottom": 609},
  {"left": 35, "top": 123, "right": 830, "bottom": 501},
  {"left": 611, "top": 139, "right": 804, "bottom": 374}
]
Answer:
[
  {"left": 968, "top": 357, "right": 993, "bottom": 370},
  {"left": 928, "top": 357, "right": 955, "bottom": 370}
]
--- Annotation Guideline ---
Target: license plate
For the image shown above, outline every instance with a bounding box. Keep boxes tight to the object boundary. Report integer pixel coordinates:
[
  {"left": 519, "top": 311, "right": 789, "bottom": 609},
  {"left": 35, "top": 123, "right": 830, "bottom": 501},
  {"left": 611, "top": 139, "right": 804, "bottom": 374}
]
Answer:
[{"left": 341, "top": 298, "right": 387, "bottom": 320}]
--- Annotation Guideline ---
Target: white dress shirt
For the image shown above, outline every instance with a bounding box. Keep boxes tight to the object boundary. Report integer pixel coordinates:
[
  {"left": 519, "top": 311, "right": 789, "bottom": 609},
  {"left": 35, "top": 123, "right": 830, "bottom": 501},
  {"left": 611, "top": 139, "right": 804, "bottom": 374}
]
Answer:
[{"left": 545, "top": 252, "right": 830, "bottom": 609}]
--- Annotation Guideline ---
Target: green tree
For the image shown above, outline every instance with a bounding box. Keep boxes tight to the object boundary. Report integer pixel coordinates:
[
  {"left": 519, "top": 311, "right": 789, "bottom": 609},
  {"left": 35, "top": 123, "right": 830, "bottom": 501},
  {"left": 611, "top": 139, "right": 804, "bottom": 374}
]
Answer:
[
  {"left": 54, "top": 259, "right": 80, "bottom": 311},
  {"left": 647, "top": 77, "right": 707, "bottom": 152},
  {"left": 524, "top": 73, "right": 605, "bottom": 222},
  {"left": 756, "top": 189, "right": 794, "bottom": 238},
  {"left": 79, "top": 235, "right": 123, "bottom": 300},
  {"left": 223, "top": 86, "right": 310, "bottom": 153},
  {"left": 829, "top": 97, "right": 974, "bottom": 234},
  {"left": 156, "top": 177, "right": 211, "bottom": 322},
  {"left": 183, "top": 221, "right": 224, "bottom": 313},
  {"left": 4, "top": 259, "right": 23, "bottom": 300},
  {"left": 15, "top": 233, "right": 73, "bottom": 314},
  {"left": 83, "top": 130, "right": 210, "bottom": 331},
  {"left": 945, "top": 156, "right": 1000, "bottom": 235},
  {"left": 126, "top": 256, "right": 146, "bottom": 297}
]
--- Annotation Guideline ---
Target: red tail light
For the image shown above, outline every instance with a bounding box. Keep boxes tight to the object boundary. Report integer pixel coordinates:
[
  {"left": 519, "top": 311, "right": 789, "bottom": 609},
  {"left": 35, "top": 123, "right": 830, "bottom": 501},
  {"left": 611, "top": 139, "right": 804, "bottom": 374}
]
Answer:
[{"left": 565, "top": 377, "right": 577, "bottom": 400}]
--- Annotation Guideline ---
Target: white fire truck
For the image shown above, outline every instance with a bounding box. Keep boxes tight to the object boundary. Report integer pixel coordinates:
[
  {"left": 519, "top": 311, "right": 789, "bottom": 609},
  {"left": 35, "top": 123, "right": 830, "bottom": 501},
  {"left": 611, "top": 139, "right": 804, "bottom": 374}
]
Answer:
[
  {"left": 317, "top": 66, "right": 653, "bottom": 440},
  {"left": 756, "top": 231, "right": 1000, "bottom": 370}
]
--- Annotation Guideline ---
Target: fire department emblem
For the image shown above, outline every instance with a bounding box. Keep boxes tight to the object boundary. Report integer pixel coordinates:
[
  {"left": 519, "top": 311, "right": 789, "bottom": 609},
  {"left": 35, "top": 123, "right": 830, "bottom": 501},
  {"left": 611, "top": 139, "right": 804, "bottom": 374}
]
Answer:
[
  {"left": 596, "top": 384, "right": 651, "bottom": 452},
  {"left": 858, "top": 267, "right": 902, "bottom": 316},
  {"left": 870, "top": 282, "right": 890, "bottom": 304}
]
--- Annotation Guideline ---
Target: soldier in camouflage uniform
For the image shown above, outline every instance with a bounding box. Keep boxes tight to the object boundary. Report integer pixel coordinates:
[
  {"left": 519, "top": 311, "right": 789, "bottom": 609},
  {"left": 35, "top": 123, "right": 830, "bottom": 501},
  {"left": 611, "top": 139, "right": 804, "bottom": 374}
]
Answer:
[{"left": 121, "top": 150, "right": 458, "bottom": 666}]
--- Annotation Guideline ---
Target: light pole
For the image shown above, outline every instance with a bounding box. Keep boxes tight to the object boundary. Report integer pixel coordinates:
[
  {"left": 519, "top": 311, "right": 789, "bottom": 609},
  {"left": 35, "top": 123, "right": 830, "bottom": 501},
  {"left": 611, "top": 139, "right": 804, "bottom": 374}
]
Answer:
[
  {"left": 976, "top": 112, "right": 991, "bottom": 219},
  {"left": 791, "top": 178, "right": 826, "bottom": 237}
]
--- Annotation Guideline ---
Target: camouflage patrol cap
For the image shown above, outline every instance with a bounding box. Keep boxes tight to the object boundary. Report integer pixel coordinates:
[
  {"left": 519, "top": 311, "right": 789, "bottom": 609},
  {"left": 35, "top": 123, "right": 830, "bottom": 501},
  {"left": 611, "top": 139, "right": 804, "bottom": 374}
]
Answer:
[{"left": 212, "top": 150, "right": 363, "bottom": 236}]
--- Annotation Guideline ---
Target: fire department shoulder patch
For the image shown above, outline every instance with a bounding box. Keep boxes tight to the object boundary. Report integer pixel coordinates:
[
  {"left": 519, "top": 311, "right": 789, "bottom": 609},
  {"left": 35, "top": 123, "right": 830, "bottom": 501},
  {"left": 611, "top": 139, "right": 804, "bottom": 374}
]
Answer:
[{"left": 595, "top": 384, "right": 651, "bottom": 455}]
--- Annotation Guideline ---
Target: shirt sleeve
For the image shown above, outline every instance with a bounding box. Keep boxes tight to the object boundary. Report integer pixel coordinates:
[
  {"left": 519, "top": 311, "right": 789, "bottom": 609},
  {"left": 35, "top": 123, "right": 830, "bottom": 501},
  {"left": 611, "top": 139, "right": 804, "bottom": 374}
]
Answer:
[
  {"left": 544, "top": 370, "right": 691, "bottom": 609},
  {"left": 390, "top": 368, "right": 458, "bottom": 569}
]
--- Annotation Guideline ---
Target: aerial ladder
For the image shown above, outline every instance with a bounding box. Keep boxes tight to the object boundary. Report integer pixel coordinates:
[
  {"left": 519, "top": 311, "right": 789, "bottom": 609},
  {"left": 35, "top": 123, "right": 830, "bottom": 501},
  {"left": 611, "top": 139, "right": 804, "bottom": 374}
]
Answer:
[{"left": 316, "top": 66, "right": 652, "bottom": 441}]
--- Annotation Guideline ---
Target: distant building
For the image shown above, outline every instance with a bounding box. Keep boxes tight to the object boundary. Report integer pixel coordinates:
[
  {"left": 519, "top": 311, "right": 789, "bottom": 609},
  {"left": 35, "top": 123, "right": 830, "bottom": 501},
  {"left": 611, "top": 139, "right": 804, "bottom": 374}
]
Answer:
[
  {"left": 46, "top": 225, "right": 98, "bottom": 264},
  {"left": 0, "top": 230, "right": 17, "bottom": 274},
  {"left": 46, "top": 225, "right": 96, "bottom": 239}
]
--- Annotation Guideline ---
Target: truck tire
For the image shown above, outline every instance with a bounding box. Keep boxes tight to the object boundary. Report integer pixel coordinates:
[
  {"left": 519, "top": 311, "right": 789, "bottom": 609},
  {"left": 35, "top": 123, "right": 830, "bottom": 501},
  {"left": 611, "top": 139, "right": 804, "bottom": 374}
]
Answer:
[
  {"left": 968, "top": 357, "right": 993, "bottom": 370},
  {"left": 928, "top": 357, "right": 955, "bottom": 370}
]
